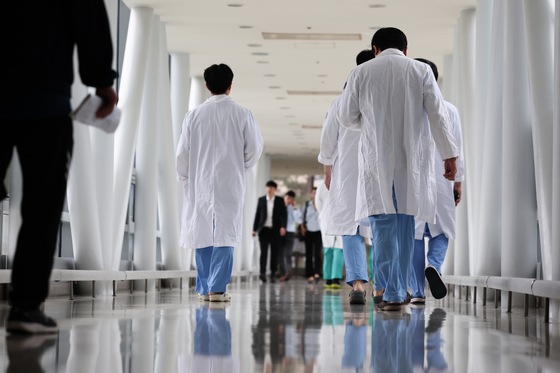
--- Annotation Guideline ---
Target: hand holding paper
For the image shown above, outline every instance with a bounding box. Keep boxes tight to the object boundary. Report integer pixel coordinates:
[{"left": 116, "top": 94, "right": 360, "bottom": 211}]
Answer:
[{"left": 72, "top": 89, "right": 121, "bottom": 133}]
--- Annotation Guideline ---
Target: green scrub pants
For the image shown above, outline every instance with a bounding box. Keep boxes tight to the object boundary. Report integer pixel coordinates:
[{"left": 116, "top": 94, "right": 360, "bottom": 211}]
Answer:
[{"left": 323, "top": 246, "right": 344, "bottom": 280}]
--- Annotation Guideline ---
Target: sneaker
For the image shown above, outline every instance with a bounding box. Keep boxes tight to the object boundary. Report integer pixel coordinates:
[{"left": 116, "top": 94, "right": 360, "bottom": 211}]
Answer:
[
  {"left": 425, "top": 265, "right": 447, "bottom": 299},
  {"left": 377, "top": 301, "right": 403, "bottom": 311},
  {"left": 198, "top": 293, "right": 210, "bottom": 301},
  {"left": 411, "top": 297, "right": 426, "bottom": 305},
  {"left": 7, "top": 307, "right": 58, "bottom": 335},
  {"left": 209, "top": 293, "right": 231, "bottom": 302},
  {"left": 324, "top": 280, "right": 333, "bottom": 287},
  {"left": 349, "top": 290, "right": 366, "bottom": 305},
  {"left": 331, "top": 279, "right": 342, "bottom": 289}
]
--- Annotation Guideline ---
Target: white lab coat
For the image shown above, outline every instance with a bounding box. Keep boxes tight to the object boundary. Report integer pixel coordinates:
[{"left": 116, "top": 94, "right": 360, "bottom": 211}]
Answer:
[
  {"left": 318, "top": 95, "right": 372, "bottom": 239},
  {"left": 338, "top": 49, "right": 459, "bottom": 224},
  {"left": 176, "top": 95, "right": 264, "bottom": 249},
  {"left": 315, "top": 182, "right": 342, "bottom": 249},
  {"left": 415, "top": 101, "right": 464, "bottom": 240}
]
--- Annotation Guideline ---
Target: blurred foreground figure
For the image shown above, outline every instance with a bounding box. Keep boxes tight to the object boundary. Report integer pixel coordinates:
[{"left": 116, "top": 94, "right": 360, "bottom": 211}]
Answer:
[
  {"left": 1, "top": 0, "right": 118, "bottom": 334},
  {"left": 177, "top": 64, "right": 263, "bottom": 302}
]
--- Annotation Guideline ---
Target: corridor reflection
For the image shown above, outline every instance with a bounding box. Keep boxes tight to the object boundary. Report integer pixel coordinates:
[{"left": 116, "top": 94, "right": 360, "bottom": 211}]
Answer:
[{"left": 0, "top": 280, "right": 559, "bottom": 372}]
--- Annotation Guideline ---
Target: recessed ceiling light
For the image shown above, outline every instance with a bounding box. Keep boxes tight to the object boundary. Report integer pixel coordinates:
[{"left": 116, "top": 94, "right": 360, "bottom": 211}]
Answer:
[
  {"left": 280, "top": 107, "right": 291, "bottom": 110},
  {"left": 252, "top": 52, "right": 269, "bottom": 56},
  {"left": 289, "top": 123, "right": 298, "bottom": 125},
  {"left": 369, "top": 4, "right": 386, "bottom": 8},
  {"left": 263, "top": 32, "right": 361, "bottom": 41},
  {"left": 264, "top": 74, "right": 276, "bottom": 77},
  {"left": 248, "top": 44, "right": 262, "bottom": 47},
  {"left": 285, "top": 115, "right": 295, "bottom": 118},
  {"left": 239, "top": 25, "right": 253, "bottom": 29},
  {"left": 269, "top": 86, "right": 281, "bottom": 89},
  {"left": 276, "top": 97, "right": 286, "bottom": 100},
  {"left": 256, "top": 61, "right": 269, "bottom": 64},
  {"left": 318, "top": 74, "right": 327, "bottom": 77},
  {"left": 301, "top": 125, "right": 323, "bottom": 129},
  {"left": 228, "top": 4, "right": 243, "bottom": 7}
]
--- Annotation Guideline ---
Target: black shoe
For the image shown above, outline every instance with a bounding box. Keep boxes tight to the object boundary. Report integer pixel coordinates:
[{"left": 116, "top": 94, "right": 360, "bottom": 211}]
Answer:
[
  {"left": 7, "top": 307, "right": 58, "bottom": 335},
  {"left": 331, "top": 279, "right": 342, "bottom": 289},
  {"left": 260, "top": 274, "right": 267, "bottom": 283},
  {"left": 404, "top": 292, "right": 412, "bottom": 305},
  {"left": 325, "top": 280, "right": 333, "bottom": 287},
  {"left": 373, "top": 294, "right": 384, "bottom": 304},
  {"left": 349, "top": 290, "right": 366, "bottom": 305},
  {"left": 425, "top": 265, "right": 447, "bottom": 299},
  {"left": 269, "top": 275, "right": 276, "bottom": 283}
]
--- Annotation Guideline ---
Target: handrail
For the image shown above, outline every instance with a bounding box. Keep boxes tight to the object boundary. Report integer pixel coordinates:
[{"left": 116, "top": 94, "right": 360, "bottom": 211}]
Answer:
[{"left": 442, "top": 275, "right": 560, "bottom": 323}]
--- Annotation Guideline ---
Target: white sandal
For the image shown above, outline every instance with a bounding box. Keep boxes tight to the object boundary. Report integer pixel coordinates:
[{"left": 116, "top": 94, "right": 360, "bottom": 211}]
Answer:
[{"left": 209, "top": 293, "right": 231, "bottom": 302}]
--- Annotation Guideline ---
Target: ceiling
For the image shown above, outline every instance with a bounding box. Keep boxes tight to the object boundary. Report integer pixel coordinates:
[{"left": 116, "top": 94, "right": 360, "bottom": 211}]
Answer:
[{"left": 124, "top": 0, "right": 475, "bottom": 164}]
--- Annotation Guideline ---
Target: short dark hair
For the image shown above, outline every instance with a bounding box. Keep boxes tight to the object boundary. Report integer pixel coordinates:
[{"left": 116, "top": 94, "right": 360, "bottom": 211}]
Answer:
[
  {"left": 266, "top": 180, "right": 278, "bottom": 188},
  {"left": 371, "top": 27, "right": 408, "bottom": 52},
  {"left": 203, "top": 64, "right": 234, "bottom": 94},
  {"left": 415, "top": 58, "right": 439, "bottom": 81},
  {"left": 356, "top": 49, "right": 374, "bottom": 66},
  {"left": 312, "top": 187, "right": 317, "bottom": 191},
  {"left": 286, "top": 190, "right": 296, "bottom": 198}
]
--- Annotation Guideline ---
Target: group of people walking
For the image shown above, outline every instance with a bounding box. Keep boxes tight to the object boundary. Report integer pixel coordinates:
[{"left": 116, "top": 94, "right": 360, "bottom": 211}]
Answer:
[{"left": 178, "top": 27, "right": 464, "bottom": 311}]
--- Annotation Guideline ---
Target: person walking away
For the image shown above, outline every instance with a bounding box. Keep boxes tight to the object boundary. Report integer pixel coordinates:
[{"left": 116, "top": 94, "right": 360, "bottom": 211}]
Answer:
[
  {"left": 318, "top": 49, "right": 375, "bottom": 304},
  {"left": 177, "top": 64, "right": 263, "bottom": 302},
  {"left": 252, "top": 180, "right": 287, "bottom": 283},
  {"left": 279, "top": 190, "right": 301, "bottom": 282},
  {"left": 338, "top": 28, "right": 459, "bottom": 311},
  {"left": 1, "top": 0, "right": 118, "bottom": 334},
  {"left": 301, "top": 187, "right": 323, "bottom": 283},
  {"left": 315, "top": 182, "right": 344, "bottom": 289},
  {"left": 409, "top": 59, "right": 465, "bottom": 304}
]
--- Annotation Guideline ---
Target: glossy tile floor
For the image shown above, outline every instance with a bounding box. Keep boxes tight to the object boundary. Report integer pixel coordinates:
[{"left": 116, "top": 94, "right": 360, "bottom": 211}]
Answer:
[{"left": 0, "top": 279, "right": 558, "bottom": 372}]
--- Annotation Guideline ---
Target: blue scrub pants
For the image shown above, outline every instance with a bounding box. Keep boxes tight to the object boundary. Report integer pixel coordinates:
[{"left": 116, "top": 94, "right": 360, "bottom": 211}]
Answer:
[
  {"left": 195, "top": 246, "right": 234, "bottom": 295},
  {"left": 368, "top": 189, "right": 415, "bottom": 302},
  {"left": 342, "top": 228, "right": 369, "bottom": 287},
  {"left": 410, "top": 224, "right": 449, "bottom": 298}
]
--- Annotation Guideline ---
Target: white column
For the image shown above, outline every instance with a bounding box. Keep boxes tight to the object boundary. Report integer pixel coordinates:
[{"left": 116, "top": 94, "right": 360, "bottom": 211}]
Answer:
[
  {"left": 551, "top": 0, "right": 560, "bottom": 320},
  {"left": 457, "top": 8, "right": 476, "bottom": 276},
  {"left": 134, "top": 14, "right": 160, "bottom": 291},
  {"left": 472, "top": 0, "right": 493, "bottom": 285},
  {"left": 7, "top": 153, "right": 22, "bottom": 267},
  {"left": 476, "top": 0, "right": 505, "bottom": 281},
  {"left": 156, "top": 21, "right": 182, "bottom": 277},
  {"left": 66, "top": 323, "right": 102, "bottom": 373},
  {"left": 170, "top": 52, "right": 191, "bottom": 146},
  {"left": 522, "top": 0, "right": 555, "bottom": 283},
  {"left": 188, "top": 76, "right": 210, "bottom": 111},
  {"left": 241, "top": 171, "right": 258, "bottom": 271},
  {"left": 67, "top": 59, "right": 105, "bottom": 294},
  {"left": 111, "top": 7, "right": 154, "bottom": 271},
  {"left": 501, "top": 0, "right": 537, "bottom": 306}
]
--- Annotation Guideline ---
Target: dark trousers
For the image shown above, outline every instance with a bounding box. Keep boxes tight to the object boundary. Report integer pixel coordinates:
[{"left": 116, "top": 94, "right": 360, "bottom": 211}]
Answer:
[
  {"left": 258, "top": 227, "right": 280, "bottom": 275},
  {"left": 305, "top": 230, "right": 323, "bottom": 278},
  {"left": 0, "top": 116, "right": 73, "bottom": 309},
  {"left": 279, "top": 232, "right": 295, "bottom": 276}
]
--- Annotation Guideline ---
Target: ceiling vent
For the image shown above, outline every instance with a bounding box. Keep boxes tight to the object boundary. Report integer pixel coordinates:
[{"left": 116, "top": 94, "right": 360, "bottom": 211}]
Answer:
[
  {"left": 301, "top": 125, "right": 323, "bottom": 129},
  {"left": 263, "top": 32, "right": 361, "bottom": 41}
]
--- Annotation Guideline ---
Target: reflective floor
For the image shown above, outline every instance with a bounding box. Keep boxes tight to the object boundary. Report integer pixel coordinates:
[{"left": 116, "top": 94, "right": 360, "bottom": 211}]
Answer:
[{"left": 0, "top": 279, "right": 558, "bottom": 372}]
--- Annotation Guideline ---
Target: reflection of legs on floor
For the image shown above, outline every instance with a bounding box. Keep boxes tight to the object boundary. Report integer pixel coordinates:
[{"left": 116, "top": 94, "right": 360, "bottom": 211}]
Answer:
[
  {"left": 341, "top": 323, "right": 367, "bottom": 370},
  {"left": 410, "top": 307, "right": 426, "bottom": 369},
  {"left": 371, "top": 313, "right": 413, "bottom": 373}
]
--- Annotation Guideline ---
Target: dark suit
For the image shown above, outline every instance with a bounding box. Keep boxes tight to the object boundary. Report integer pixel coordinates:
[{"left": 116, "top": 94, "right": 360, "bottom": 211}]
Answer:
[{"left": 253, "top": 195, "right": 287, "bottom": 276}]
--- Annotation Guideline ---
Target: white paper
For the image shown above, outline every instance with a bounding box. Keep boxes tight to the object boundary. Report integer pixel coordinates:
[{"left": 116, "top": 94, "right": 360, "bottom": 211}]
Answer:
[{"left": 72, "top": 94, "right": 121, "bottom": 133}]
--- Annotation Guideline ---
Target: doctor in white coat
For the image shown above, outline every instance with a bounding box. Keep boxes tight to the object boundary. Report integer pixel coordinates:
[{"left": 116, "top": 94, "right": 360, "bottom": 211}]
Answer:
[
  {"left": 338, "top": 28, "right": 459, "bottom": 311},
  {"left": 318, "top": 50, "right": 375, "bottom": 304},
  {"left": 410, "top": 59, "right": 464, "bottom": 303},
  {"left": 176, "top": 64, "right": 264, "bottom": 302}
]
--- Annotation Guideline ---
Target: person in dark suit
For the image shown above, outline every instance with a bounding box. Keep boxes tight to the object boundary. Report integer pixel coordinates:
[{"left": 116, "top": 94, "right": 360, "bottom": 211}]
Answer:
[{"left": 252, "top": 180, "right": 287, "bottom": 283}]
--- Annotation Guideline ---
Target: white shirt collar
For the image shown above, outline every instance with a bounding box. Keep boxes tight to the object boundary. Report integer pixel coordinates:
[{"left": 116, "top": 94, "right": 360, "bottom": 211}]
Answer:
[
  {"left": 206, "top": 94, "right": 231, "bottom": 103},
  {"left": 377, "top": 48, "right": 406, "bottom": 58},
  {"left": 266, "top": 194, "right": 274, "bottom": 201}
]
